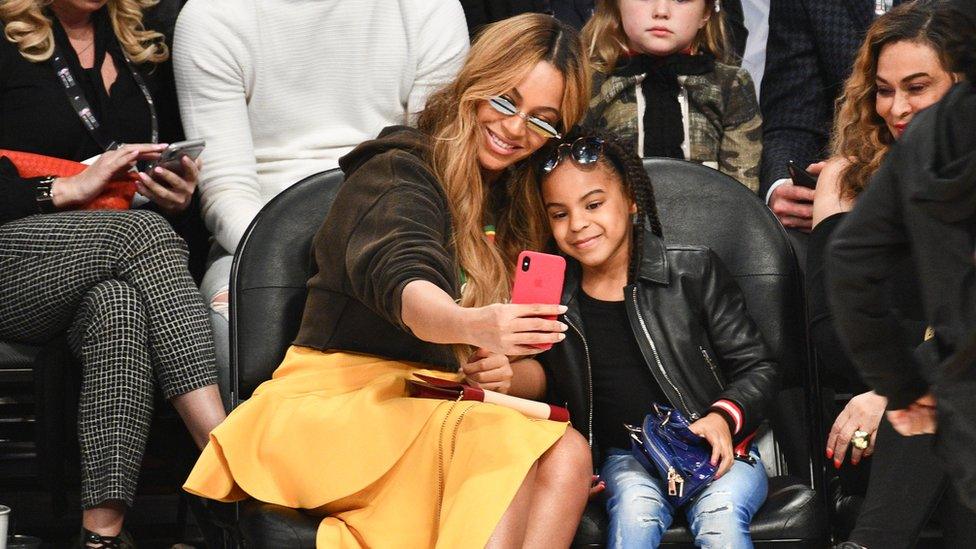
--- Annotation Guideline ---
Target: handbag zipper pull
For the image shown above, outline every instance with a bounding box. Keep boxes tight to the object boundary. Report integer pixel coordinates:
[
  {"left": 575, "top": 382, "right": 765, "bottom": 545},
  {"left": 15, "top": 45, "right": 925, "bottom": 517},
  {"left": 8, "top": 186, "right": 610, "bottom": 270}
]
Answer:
[
  {"left": 666, "top": 467, "right": 685, "bottom": 498},
  {"left": 666, "top": 466, "right": 677, "bottom": 496}
]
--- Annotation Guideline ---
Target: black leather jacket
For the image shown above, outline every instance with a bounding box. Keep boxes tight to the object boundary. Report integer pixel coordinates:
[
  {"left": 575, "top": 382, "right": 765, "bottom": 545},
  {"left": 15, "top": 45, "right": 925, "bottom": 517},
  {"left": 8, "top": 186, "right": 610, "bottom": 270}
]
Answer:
[{"left": 541, "top": 228, "right": 779, "bottom": 449}]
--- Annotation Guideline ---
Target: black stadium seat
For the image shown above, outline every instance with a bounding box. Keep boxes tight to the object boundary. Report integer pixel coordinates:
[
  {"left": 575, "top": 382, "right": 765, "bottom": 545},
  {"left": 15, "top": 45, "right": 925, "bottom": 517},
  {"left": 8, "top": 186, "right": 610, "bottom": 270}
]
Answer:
[{"left": 222, "top": 161, "right": 826, "bottom": 547}]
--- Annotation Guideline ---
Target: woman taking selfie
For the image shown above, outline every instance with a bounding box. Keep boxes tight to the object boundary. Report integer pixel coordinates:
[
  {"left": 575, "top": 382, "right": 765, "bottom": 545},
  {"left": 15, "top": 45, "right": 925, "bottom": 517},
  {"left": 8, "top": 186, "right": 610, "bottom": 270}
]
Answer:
[{"left": 184, "top": 14, "right": 594, "bottom": 548}]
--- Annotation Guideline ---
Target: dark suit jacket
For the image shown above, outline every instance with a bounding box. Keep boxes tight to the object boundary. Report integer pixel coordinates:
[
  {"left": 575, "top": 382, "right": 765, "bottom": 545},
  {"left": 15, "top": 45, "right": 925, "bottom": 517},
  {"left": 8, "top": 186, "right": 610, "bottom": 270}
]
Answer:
[{"left": 759, "top": 0, "right": 902, "bottom": 196}]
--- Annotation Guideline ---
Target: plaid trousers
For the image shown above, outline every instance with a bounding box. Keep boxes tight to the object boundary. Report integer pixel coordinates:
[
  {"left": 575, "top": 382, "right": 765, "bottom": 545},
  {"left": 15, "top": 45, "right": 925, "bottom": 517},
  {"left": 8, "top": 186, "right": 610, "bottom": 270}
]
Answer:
[{"left": 0, "top": 210, "right": 218, "bottom": 509}]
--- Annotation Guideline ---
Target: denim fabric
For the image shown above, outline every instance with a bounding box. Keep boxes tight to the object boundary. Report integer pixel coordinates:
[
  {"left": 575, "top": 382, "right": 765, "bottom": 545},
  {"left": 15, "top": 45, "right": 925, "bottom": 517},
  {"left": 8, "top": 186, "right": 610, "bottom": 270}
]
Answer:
[
  {"left": 602, "top": 445, "right": 767, "bottom": 548},
  {"left": 200, "top": 246, "right": 233, "bottom": 411}
]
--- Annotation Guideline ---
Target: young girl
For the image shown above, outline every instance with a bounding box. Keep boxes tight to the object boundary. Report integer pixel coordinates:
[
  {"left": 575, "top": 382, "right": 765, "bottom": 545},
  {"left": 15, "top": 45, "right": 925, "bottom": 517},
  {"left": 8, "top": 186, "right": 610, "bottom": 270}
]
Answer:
[
  {"left": 535, "top": 129, "right": 777, "bottom": 547},
  {"left": 580, "top": 0, "right": 762, "bottom": 192}
]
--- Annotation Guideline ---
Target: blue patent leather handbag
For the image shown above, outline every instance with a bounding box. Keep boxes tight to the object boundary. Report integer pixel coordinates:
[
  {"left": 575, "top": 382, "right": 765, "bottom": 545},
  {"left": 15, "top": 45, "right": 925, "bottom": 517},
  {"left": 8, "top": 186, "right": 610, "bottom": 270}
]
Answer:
[{"left": 627, "top": 403, "right": 718, "bottom": 507}]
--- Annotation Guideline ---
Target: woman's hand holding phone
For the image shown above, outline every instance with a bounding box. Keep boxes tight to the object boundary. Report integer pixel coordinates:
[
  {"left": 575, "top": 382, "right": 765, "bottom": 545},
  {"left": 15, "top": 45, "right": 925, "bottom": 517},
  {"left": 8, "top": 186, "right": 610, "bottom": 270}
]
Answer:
[
  {"left": 52, "top": 144, "right": 165, "bottom": 209},
  {"left": 136, "top": 155, "right": 201, "bottom": 215},
  {"left": 463, "top": 303, "right": 568, "bottom": 356}
]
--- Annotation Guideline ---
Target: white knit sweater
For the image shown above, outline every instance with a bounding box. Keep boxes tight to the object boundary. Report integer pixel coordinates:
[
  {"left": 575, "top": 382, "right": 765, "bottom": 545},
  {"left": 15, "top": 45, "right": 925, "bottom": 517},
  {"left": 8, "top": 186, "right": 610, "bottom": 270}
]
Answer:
[{"left": 173, "top": 0, "right": 468, "bottom": 254}]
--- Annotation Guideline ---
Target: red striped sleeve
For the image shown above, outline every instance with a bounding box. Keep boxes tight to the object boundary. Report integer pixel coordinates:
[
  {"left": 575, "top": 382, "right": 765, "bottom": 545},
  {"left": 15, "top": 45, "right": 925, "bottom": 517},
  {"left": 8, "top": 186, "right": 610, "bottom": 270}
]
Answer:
[{"left": 710, "top": 399, "right": 743, "bottom": 434}]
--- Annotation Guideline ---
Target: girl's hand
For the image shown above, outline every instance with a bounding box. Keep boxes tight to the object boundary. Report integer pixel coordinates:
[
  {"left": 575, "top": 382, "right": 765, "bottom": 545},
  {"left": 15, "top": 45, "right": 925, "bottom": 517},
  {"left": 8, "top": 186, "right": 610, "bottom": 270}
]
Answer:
[
  {"left": 825, "top": 391, "right": 886, "bottom": 467},
  {"left": 462, "top": 348, "right": 513, "bottom": 394},
  {"left": 689, "top": 412, "right": 734, "bottom": 479},
  {"left": 53, "top": 144, "right": 166, "bottom": 208},
  {"left": 588, "top": 474, "right": 605, "bottom": 500},
  {"left": 137, "top": 155, "right": 201, "bottom": 215},
  {"left": 463, "top": 303, "right": 568, "bottom": 356}
]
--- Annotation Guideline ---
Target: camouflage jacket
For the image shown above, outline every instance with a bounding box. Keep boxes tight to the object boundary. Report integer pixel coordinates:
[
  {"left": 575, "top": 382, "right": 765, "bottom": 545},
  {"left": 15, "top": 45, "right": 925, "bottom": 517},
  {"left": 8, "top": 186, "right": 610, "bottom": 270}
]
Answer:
[{"left": 584, "top": 61, "right": 762, "bottom": 193}]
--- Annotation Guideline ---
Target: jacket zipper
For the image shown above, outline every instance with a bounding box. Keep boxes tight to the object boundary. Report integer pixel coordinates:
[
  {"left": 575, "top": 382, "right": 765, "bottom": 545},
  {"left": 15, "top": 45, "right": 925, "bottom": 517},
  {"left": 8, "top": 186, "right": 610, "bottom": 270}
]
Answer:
[
  {"left": 631, "top": 286, "right": 694, "bottom": 417},
  {"left": 565, "top": 318, "right": 595, "bottom": 447},
  {"left": 699, "top": 346, "right": 724, "bottom": 389}
]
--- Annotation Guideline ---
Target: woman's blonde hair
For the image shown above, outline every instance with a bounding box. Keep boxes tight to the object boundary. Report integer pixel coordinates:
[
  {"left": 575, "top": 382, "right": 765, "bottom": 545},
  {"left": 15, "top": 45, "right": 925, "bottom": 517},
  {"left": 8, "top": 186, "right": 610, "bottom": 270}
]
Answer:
[
  {"left": 831, "top": 1, "right": 959, "bottom": 199},
  {"left": 1, "top": 0, "right": 167, "bottom": 64},
  {"left": 417, "top": 13, "right": 590, "bottom": 316},
  {"left": 582, "top": 0, "right": 730, "bottom": 74}
]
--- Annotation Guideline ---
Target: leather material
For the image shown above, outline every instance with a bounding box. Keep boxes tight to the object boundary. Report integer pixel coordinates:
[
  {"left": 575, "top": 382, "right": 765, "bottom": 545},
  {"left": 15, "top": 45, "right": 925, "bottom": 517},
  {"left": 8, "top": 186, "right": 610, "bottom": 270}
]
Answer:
[
  {"left": 239, "top": 500, "right": 317, "bottom": 548},
  {"left": 646, "top": 158, "right": 813, "bottom": 481},
  {"left": 230, "top": 160, "right": 824, "bottom": 545},
  {"left": 236, "top": 475, "right": 825, "bottom": 546},
  {"left": 229, "top": 169, "right": 343, "bottom": 403},
  {"left": 0, "top": 341, "right": 41, "bottom": 369},
  {"left": 547, "top": 228, "right": 780, "bottom": 445}
]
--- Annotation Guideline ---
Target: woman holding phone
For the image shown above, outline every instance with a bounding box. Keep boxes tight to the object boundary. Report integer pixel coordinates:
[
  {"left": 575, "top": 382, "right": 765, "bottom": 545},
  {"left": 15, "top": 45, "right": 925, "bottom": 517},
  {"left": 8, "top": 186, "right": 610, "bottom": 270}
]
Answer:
[
  {"left": 0, "top": 0, "right": 224, "bottom": 546},
  {"left": 184, "top": 14, "right": 594, "bottom": 547}
]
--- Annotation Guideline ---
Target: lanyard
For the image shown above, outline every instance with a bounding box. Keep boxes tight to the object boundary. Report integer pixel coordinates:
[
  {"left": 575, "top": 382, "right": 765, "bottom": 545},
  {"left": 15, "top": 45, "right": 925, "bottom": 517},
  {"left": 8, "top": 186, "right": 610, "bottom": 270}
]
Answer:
[{"left": 50, "top": 42, "right": 158, "bottom": 151}]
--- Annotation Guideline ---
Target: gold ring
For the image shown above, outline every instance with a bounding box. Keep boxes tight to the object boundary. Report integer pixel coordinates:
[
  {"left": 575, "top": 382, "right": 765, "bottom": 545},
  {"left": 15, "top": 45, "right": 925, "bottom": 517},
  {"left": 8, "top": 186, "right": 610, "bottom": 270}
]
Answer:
[{"left": 851, "top": 429, "right": 869, "bottom": 450}]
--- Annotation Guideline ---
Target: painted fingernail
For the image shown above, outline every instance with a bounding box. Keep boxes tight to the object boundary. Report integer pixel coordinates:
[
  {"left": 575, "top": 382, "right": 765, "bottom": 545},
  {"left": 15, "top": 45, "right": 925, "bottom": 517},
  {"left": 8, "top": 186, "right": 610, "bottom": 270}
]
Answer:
[
  {"left": 557, "top": 305, "right": 568, "bottom": 313},
  {"left": 557, "top": 333, "right": 566, "bottom": 341},
  {"left": 825, "top": 448, "right": 833, "bottom": 459},
  {"left": 833, "top": 460, "right": 841, "bottom": 469},
  {"left": 558, "top": 322, "right": 568, "bottom": 331},
  {"left": 851, "top": 459, "right": 859, "bottom": 466}
]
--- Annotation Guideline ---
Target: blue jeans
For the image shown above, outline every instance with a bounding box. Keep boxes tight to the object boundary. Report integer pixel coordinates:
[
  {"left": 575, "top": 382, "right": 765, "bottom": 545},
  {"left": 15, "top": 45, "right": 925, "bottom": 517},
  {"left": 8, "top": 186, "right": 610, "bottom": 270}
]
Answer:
[{"left": 601, "top": 446, "right": 767, "bottom": 549}]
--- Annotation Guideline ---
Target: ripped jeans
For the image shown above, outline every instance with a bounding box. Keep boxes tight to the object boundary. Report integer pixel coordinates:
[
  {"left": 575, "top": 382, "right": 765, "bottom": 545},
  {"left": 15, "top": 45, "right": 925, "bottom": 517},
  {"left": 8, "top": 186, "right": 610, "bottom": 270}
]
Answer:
[{"left": 601, "top": 446, "right": 766, "bottom": 548}]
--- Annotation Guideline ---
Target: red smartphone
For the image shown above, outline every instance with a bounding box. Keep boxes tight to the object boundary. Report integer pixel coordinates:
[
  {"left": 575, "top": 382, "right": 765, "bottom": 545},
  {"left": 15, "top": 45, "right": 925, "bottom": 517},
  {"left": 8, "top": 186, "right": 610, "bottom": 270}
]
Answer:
[{"left": 511, "top": 251, "right": 566, "bottom": 350}]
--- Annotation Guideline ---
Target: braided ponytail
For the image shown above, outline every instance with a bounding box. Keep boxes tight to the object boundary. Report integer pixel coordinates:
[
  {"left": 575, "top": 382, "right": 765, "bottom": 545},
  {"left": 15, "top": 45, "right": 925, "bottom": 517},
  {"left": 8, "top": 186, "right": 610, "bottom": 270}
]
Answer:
[{"left": 584, "top": 131, "right": 662, "bottom": 285}]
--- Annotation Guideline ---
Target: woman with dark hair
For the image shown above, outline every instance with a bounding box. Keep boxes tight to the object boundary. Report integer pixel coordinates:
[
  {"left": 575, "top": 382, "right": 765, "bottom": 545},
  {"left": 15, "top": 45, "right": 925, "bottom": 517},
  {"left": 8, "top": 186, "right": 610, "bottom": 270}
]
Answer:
[
  {"left": 184, "top": 14, "right": 595, "bottom": 547},
  {"left": 808, "top": 2, "right": 976, "bottom": 547}
]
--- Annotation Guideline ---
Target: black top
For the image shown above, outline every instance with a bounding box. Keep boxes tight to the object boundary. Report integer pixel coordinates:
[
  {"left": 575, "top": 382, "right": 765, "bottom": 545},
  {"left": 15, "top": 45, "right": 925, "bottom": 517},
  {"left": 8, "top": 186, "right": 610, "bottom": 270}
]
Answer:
[
  {"left": 0, "top": 8, "right": 182, "bottom": 167},
  {"left": 807, "top": 212, "right": 925, "bottom": 393},
  {"left": 0, "top": 6, "right": 209, "bottom": 279},
  {"left": 580, "top": 290, "right": 666, "bottom": 451},
  {"left": 828, "top": 82, "right": 976, "bottom": 409}
]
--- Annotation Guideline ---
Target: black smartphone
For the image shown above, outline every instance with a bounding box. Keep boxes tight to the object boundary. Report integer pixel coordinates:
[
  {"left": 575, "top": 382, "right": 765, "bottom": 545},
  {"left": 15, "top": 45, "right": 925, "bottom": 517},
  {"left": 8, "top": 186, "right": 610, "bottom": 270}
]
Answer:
[
  {"left": 150, "top": 139, "right": 206, "bottom": 173},
  {"left": 787, "top": 160, "right": 817, "bottom": 189}
]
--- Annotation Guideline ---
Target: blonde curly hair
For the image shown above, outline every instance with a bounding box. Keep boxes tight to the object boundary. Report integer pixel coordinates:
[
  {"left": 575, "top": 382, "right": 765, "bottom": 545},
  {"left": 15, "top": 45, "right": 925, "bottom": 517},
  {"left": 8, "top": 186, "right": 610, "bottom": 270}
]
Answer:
[{"left": 1, "top": 0, "right": 167, "bottom": 64}]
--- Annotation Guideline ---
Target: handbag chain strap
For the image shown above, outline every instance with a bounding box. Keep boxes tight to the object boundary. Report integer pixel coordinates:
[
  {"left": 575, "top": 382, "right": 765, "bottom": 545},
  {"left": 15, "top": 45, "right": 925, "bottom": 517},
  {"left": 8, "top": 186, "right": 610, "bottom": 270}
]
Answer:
[{"left": 436, "top": 396, "right": 473, "bottom": 530}]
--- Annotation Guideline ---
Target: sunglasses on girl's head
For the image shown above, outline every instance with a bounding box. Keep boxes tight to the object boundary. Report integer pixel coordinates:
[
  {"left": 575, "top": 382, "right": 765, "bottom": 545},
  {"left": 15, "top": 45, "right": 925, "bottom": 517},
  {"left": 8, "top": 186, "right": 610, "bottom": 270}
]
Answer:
[
  {"left": 541, "top": 136, "right": 605, "bottom": 173},
  {"left": 488, "top": 95, "right": 562, "bottom": 139}
]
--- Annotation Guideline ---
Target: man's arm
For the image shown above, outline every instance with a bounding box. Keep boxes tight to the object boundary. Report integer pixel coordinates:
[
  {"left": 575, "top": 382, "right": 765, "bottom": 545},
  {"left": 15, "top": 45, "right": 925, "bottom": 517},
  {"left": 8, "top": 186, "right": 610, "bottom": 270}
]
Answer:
[
  {"left": 174, "top": 1, "right": 262, "bottom": 255},
  {"left": 759, "top": 0, "right": 830, "bottom": 191},
  {"left": 405, "top": 0, "right": 469, "bottom": 121},
  {"left": 759, "top": 0, "right": 828, "bottom": 229},
  {"left": 826, "top": 157, "right": 929, "bottom": 409}
]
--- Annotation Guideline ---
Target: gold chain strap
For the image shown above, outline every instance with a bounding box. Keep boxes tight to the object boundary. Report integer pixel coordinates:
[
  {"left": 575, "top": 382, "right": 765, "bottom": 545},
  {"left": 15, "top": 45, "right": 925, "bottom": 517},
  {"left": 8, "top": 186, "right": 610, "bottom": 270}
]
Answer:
[{"left": 436, "top": 395, "right": 474, "bottom": 531}]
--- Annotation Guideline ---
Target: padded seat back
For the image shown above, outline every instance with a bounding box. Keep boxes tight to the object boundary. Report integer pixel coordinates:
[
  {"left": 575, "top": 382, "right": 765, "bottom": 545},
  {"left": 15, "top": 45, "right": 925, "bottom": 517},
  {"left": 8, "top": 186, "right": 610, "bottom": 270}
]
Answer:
[
  {"left": 645, "top": 158, "right": 810, "bottom": 477},
  {"left": 229, "top": 169, "right": 344, "bottom": 404}
]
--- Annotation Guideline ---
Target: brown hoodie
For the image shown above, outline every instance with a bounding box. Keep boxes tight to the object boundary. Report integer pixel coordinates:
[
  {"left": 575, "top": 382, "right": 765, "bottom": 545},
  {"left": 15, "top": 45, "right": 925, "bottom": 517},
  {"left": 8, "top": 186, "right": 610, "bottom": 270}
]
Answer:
[{"left": 293, "top": 125, "right": 461, "bottom": 371}]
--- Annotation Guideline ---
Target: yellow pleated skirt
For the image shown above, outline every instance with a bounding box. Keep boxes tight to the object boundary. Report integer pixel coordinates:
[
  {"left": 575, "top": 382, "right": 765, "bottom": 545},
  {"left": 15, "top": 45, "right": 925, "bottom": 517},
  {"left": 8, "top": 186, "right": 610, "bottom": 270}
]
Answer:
[{"left": 184, "top": 346, "right": 567, "bottom": 548}]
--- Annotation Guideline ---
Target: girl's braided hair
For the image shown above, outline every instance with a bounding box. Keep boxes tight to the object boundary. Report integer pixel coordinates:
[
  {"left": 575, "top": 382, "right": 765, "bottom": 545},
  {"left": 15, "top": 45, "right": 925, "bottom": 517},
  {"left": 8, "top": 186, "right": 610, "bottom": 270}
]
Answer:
[{"left": 536, "top": 127, "right": 663, "bottom": 284}]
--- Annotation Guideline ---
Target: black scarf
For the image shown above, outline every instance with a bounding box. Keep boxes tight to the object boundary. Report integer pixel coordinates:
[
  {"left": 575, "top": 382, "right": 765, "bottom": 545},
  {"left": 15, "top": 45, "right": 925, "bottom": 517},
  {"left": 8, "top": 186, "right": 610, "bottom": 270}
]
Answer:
[{"left": 614, "top": 53, "right": 715, "bottom": 159}]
